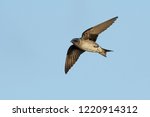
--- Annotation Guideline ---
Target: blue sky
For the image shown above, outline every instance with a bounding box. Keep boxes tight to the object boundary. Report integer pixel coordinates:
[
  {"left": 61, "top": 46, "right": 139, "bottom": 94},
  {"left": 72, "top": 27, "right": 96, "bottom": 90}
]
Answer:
[{"left": 0, "top": 0, "right": 150, "bottom": 99}]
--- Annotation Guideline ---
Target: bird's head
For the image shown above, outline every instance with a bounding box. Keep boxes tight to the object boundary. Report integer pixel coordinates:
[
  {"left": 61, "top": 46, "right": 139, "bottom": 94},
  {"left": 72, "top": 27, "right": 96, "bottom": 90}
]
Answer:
[{"left": 71, "top": 38, "right": 80, "bottom": 45}]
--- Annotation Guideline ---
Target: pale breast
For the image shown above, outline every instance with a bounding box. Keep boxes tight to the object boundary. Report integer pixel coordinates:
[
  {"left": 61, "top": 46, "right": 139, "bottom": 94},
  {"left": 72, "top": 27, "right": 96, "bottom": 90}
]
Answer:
[{"left": 79, "top": 40, "right": 99, "bottom": 52}]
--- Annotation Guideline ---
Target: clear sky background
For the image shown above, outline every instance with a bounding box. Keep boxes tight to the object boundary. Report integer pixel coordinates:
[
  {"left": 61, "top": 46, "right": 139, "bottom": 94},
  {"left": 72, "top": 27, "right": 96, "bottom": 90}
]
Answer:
[{"left": 0, "top": 0, "right": 150, "bottom": 99}]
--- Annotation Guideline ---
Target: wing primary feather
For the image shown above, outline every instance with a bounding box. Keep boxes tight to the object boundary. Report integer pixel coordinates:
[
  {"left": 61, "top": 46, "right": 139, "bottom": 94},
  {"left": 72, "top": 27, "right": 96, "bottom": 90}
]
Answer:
[
  {"left": 65, "top": 45, "right": 84, "bottom": 74},
  {"left": 81, "top": 16, "right": 118, "bottom": 41}
]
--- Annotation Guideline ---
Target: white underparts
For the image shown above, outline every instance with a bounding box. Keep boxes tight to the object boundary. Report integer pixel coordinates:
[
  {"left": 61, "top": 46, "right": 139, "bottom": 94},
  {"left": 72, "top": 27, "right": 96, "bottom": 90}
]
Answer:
[{"left": 78, "top": 40, "right": 102, "bottom": 53}]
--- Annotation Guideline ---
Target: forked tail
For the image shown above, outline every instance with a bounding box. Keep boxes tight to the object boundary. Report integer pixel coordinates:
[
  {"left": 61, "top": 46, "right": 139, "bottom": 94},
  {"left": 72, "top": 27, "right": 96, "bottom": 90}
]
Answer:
[{"left": 100, "top": 48, "right": 113, "bottom": 57}]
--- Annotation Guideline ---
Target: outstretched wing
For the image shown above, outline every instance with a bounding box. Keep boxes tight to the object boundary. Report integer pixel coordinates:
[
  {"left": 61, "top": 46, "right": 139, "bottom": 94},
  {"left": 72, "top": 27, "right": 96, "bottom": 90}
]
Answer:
[
  {"left": 65, "top": 45, "right": 84, "bottom": 74},
  {"left": 82, "top": 16, "right": 118, "bottom": 42}
]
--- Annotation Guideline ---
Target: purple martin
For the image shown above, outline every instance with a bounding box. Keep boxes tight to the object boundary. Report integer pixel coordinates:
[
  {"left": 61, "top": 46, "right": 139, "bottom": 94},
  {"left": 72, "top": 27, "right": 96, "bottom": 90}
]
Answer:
[{"left": 65, "top": 16, "right": 118, "bottom": 74}]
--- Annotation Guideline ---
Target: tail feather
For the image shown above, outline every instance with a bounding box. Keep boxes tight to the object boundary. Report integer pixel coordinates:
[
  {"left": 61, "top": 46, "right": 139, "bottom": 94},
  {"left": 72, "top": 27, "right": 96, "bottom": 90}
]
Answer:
[{"left": 100, "top": 48, "right": 113, "bottom": 57}]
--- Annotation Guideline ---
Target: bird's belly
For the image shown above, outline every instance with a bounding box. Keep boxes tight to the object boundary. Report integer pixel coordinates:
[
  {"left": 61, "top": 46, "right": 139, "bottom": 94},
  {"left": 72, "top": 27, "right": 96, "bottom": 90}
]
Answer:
[{"left": 79, "top": 42, "right": 99, "bottom": 53}]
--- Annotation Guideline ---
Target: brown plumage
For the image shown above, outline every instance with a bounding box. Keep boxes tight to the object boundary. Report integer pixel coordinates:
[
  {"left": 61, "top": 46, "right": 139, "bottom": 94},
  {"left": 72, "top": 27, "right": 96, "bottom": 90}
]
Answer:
[
  {"left": 65, "top": 45, "right": 84, "bottom": 74},
  {"left": 65, "top": 16, "right": 118, "bottom": 74}
]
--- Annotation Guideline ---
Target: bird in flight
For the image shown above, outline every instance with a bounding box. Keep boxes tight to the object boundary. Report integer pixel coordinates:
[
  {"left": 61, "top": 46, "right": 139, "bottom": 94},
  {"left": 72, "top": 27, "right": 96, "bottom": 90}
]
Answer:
[{"left": 65, "top": 16, "right": 118, "bottom": 74}]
